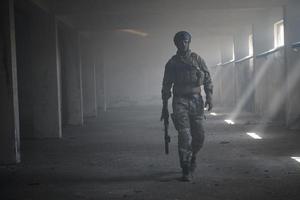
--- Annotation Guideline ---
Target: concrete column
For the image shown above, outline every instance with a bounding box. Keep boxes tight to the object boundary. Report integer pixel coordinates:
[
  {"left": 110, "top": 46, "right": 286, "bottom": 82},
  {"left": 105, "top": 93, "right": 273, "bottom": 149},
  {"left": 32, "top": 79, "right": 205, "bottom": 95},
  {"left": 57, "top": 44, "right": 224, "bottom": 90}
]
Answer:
[
  {"left": 285, "top": 0, "right": 300, "bottom": 129},
  {"left": 253, "top": 14, "right": 274, "bottom": 54},
  {"left": 253, "top": 7, "right": 283, "bottom": 53},
  {"left": 30, "top": 9, "right": 62, "bottom": 138},
  {"left": 81, "top": 36, "right": 97, "bottom": 118},
  {"left": 102, "top": 59, "right": 108, "bottom": 112},
  {"left": 233, "top": 26, "right": 255, "bottom": 112},
  {"left": 0, "top": 0, "right": 20, "bottom": 164},
  {"left": 253, "top": 12, "right": 273, "bottom": 116},
  {"left": 58, "top": 23, "right": 83, "bottom": 125},
  {"left": 94, "top": 40, "right": 106, "bottom": 112},
  {"left": 233, "top": 26, "right": 252, "bottom": 60},
  {"left": 219, "top": 36, "right": 236, "bottom": 108},
  {"left": 220, "top": 36, "right": 235, "bottom": 63},
  {"left": 15, "top": 2, "right": 62, "bottom": 138}
]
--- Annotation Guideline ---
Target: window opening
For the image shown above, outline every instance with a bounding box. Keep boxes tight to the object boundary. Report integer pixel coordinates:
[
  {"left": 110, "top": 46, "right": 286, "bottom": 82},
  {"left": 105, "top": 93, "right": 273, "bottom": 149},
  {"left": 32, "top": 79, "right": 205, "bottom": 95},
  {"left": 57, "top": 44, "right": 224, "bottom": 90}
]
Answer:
[
  {"left": 249, "top": 34, "right": 253, "bottom": 56},
  {"left": 274, "top": 20, "right": 284, "bottom": 48}
]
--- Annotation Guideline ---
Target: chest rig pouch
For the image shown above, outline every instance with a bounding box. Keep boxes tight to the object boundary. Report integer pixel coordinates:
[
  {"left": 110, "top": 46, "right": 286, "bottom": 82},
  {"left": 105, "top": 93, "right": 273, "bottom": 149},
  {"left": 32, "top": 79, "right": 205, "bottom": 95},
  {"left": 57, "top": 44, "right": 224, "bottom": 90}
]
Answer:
[{"left": 173, "top": 53, "right": 204, "bottom": 87}]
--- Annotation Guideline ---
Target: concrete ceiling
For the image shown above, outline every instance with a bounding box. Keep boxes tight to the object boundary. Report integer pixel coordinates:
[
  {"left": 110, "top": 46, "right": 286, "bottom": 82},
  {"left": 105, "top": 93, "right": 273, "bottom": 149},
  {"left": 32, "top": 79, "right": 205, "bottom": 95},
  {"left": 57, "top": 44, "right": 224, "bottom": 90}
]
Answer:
[
  {"left": 31, "top": 0, "right": 287, "bottom": 36},
  {"left": 43, "top": 0, "right": 288, "bottom": 14}
]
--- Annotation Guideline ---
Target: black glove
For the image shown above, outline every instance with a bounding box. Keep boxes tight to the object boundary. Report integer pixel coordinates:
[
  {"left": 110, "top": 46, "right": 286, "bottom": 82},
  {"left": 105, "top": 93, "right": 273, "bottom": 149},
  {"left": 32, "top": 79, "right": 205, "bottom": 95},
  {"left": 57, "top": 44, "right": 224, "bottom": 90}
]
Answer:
[
  {"left": 205, "top": 100, "right": 213, "bottom": 111},
  {"left": 160, "top": 106, "right": 169, "bottom": 121}
]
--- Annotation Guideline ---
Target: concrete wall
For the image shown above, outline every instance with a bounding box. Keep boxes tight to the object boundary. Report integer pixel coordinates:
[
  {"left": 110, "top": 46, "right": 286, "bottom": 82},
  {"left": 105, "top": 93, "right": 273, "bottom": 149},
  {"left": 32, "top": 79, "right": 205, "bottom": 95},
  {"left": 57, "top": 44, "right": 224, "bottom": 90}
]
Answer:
[
  {"left": 254, "top": 48, "right": 286, "bottom": 122},
  {"left": 0, "top": 0, "right": 20, "bottom": 164},
  {"left": 58, "top": 23, "right": 83, "bottom": 125},
  {"left": 253, "top": 7, "right": 283, "bottom": 54},
  {"left": 285, "top": 0, "right": 300, "bottom": 129},
  {"left": 80, "top": 36, "right": 97, "bottom": 117},
  {"left": 207, "top": 8, "right": 284, "bottom": 115},
  {"left": 220, "top": 36, "right": 234, "bottom": 62},
  {"left": 14, "top": 1, "right": 62, "bottom": 138},
  {"left": 93, "top": 42, "right": 105, "bottom": 111},
  {"left": 219, "top": 62, "right": 236, "bottom": 108},
  {"left": 218, "top": 36, "right": 236, "bottom": 108},
  {"left": 251, "top": 7, "right": 285, "bottom": 122},
  {"left": 253, "top": 13, "right": 275, "bottom": 54},
  {"left": 234, "top": 26, "right": 252, "bottom": 60},
  {"left": 210, "top": 65, "right": 222, "bottom": 106},
  {"left": 235, "top": 58, "right": 255, "bottom": 112},
  {"left": 233, "top": 26, "right": 255, "bottom": 112}
]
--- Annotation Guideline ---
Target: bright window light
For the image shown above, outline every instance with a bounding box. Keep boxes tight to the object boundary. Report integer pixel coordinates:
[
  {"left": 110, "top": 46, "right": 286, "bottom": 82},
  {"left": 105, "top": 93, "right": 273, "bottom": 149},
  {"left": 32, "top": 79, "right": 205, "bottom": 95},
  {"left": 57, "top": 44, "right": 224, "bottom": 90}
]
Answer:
[
  {"left": 225, "top": 119, "right": 235, "bottom": 125},
  {"left": 232, "top": 44, "right": 235, "bottom": 61},
  {"left": 247, "top": 132, "right": 262, "bottom": 140},
  {"left": 274, "top": 20, "right": 284, "bottom": 48},
  {"left": 210, "top": 112, "right": 217, "bottom": 116},
  {"left": 249, "top": 34, "right": 253, "bottom": 56},
  {"left": 291, "top": 157, "right": 300, "bottom": 163}
]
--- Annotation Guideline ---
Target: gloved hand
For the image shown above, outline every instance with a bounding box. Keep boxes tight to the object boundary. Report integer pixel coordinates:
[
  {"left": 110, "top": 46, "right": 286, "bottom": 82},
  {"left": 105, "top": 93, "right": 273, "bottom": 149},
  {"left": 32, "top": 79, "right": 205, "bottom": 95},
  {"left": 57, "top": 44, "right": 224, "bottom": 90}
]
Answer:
[
  {"left": 205, "top": 99, "right": 213, "bottom": 111},
  {"left": 160, "top": 106, "right": 169, "bottom": 121}
]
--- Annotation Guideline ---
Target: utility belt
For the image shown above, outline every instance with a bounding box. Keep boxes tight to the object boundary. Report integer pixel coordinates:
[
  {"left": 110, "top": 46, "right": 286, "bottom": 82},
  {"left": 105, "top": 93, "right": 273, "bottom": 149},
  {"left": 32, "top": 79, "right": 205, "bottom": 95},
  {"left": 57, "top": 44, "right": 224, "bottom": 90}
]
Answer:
[{"left": 173, "top": 85, "right": 201, "bottom": 96}]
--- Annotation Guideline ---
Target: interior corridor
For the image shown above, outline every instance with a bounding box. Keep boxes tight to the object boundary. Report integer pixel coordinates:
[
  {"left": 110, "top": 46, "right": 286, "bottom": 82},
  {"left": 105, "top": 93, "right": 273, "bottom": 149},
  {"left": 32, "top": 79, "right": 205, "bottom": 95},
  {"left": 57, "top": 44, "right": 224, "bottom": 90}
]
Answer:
[{"left": 2, "top": 0, "right": 300, "bottom": 199}]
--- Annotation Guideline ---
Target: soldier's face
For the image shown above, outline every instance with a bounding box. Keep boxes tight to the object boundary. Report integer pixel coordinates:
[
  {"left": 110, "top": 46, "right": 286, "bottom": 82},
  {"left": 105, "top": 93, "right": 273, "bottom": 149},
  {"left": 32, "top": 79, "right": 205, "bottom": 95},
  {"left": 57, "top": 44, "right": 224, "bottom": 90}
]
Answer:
[{"left": 176, "top": 39, "right": 190, "bottom": 52}]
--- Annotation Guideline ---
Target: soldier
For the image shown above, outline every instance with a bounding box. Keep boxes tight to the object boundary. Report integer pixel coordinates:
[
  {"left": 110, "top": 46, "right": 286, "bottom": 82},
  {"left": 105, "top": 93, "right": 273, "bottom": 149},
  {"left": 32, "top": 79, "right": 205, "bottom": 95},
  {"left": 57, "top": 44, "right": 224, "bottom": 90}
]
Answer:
[{"left": 161, "top": 31, "right": 213, "bottom": 181}]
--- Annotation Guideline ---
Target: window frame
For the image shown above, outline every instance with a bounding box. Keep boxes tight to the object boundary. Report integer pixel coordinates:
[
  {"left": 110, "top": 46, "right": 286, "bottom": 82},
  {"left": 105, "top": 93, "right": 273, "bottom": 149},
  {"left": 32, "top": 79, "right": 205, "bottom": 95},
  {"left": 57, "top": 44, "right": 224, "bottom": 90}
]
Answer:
[{"left": 274, "top": 20, "right": 284, "bottom": 48}]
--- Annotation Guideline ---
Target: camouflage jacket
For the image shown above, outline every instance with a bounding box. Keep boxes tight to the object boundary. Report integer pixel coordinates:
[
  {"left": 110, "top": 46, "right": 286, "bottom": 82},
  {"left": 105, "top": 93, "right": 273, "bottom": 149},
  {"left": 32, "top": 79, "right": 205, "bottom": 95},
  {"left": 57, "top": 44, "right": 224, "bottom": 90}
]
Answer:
[{"left": 161, "top": 50, "right": 213, "bottom": 101}]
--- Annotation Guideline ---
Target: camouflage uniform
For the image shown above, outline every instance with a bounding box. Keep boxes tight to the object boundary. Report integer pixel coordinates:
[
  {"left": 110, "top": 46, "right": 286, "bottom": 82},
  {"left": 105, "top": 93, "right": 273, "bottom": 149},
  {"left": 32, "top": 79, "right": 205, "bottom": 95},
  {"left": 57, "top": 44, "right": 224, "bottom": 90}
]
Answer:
[{"left": 161, "top": 49, "right": 213, "bottom": 173}]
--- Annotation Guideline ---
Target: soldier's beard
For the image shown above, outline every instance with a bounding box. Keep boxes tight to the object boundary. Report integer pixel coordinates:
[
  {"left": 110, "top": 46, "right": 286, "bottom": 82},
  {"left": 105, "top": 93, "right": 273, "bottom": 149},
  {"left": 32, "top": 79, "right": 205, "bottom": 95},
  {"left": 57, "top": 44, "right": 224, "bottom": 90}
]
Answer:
[
  {"left": 176, "top": 44, "right": 190, "bottom": 55},
  {"left": 177, "top": 48, "right": 190, "bottom": 56}
]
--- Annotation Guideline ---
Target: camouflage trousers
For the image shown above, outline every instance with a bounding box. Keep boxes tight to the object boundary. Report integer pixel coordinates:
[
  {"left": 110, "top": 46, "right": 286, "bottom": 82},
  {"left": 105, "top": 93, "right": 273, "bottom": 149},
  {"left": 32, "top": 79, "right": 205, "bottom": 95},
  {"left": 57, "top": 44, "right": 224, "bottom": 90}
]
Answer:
[{"left": 172, "top": 94, "right": 205, "bottom": 168}]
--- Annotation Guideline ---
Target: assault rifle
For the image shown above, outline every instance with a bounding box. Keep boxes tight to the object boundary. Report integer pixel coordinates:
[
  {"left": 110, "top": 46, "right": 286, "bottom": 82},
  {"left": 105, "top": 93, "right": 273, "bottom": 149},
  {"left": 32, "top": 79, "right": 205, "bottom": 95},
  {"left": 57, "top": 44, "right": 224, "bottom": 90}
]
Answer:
[{"left": 161, "top": 100, "right": 171, "bottom": 154}]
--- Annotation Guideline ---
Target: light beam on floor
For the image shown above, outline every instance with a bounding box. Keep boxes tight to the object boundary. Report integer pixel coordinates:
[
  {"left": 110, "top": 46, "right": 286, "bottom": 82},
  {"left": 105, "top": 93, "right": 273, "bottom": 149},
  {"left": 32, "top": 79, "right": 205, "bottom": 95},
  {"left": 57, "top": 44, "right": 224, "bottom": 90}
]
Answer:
[
  {"left": 246, "top": 132, "right": 262, "bottom": 139},
  {"left": 210, "top": 112, "right": 217, "bottom": 116},
  {"left": 291, "top": 157, "right": 300, "bottom": 163},
  {"left": 225, "top": 119, "right": 235, "bottom": 125}
]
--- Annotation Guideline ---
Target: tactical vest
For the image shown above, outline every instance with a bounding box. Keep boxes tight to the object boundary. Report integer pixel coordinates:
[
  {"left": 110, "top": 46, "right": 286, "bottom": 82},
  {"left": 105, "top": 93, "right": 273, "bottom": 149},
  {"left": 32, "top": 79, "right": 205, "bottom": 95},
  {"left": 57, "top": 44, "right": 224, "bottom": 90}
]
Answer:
[
  {"left": 172, "top": 53, "right": 205, "bottom": 96},
  {"left": 173, "top": 53, "right": 204, "bottom": 87}
]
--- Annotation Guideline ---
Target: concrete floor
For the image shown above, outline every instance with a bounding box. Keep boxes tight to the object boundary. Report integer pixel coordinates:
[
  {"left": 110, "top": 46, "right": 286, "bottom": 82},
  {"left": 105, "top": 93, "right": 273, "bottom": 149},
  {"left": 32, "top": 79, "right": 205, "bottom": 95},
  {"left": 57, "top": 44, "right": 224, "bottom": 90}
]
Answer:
[{"left": 1, "top": 105, "right": 300, "bottom": 200}]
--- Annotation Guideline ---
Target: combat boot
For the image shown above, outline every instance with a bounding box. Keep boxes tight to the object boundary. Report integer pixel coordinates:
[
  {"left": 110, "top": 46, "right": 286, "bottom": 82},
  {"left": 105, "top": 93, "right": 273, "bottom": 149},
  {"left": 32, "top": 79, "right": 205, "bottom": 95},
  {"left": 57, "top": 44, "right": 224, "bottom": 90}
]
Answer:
[
  {"left": 190, "top": 154, "right": 197, "bottom": 173},
  {"left": 180, "top": 162, "right": 191, "bottom": 182}
]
